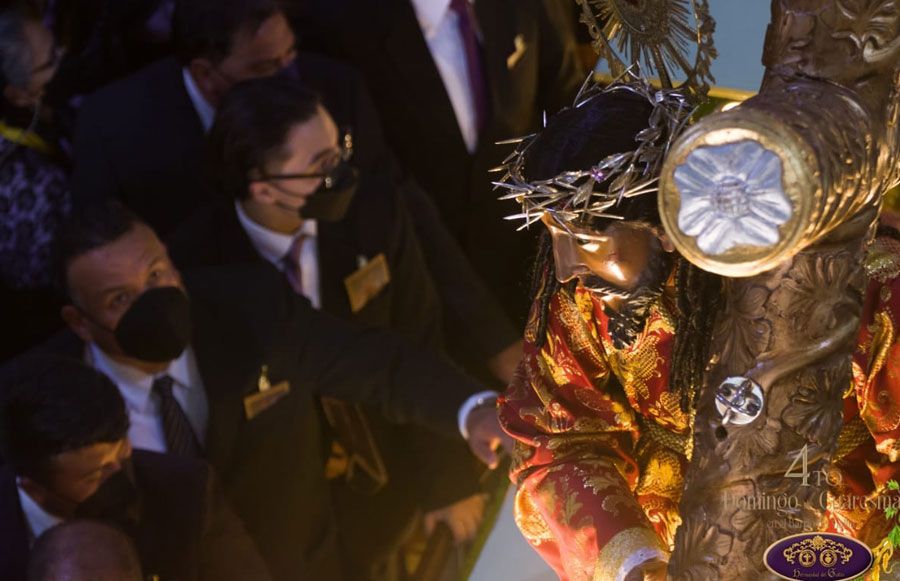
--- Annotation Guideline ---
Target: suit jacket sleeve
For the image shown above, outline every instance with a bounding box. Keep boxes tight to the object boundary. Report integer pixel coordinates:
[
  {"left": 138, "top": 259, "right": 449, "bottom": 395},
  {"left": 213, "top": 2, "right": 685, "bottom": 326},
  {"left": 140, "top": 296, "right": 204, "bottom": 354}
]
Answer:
[
  {"left": 381, "top": 183, "right": 445, "bottom": 350},
  {"left": 399, "top": 177, "right": 521, "bottom": 363},
  {"left": 378, "top": 187, "right": 486, "bottom": 508},
  {"left": 70, "top": 95, "right": 119, "bottom": 205},
  {"left": 228, "top": 259, "right": 482, "bottom": 439},
  {"left": 198, "top": 464, "right": 272, "bottom": 581},
  {"left": 497, "top": 287, "right": 667, "bottom": 580},
  {"left": 293, "top": 301, "right": 480, "bottom": 440},
  {"left": 187, "top": 263, "right": 481, "bottom": 439}
]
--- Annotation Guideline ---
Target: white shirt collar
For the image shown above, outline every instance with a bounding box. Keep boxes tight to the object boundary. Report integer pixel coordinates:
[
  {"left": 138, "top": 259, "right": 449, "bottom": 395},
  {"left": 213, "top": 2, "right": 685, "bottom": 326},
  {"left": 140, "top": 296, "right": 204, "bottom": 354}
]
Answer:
[
  {"left": 16, "top": 484, "right": 63, "bottom": 541},
  {"left": 234, "top": 200, "right": 317, "bottom": 268},
  {"left": 410, "top": 0, "right": 453, "bottom": 39},
  {"left": 88, "top": 343, "right": 195, "bottom": 414},
  {"left": 181, "top": 67, "right": 216, "bottom": 132}
]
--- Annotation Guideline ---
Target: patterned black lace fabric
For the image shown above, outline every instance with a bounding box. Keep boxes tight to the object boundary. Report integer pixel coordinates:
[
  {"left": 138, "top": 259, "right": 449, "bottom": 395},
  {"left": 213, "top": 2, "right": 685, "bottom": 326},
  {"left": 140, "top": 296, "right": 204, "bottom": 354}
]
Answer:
[{"left": 0, "top": 136, "right": 71, "bottom": 289}]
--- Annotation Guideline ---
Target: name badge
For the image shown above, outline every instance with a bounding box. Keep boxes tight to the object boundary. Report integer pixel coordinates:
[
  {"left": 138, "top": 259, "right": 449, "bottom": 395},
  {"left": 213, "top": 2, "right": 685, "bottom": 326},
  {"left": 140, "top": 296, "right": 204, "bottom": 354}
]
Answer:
[
  {"left": 343, "top": 253, "right": 390, "bottom": 313},
  {"left": 244, "top": 366, "right": 290, "bottom": 420}
]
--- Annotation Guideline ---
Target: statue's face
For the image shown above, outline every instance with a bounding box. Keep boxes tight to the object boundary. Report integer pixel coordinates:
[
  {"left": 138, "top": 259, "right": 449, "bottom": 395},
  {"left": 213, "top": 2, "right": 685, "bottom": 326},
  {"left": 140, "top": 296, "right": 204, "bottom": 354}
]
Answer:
[{"left": 542, "top": 212, "right": 668, "bottom": 294}]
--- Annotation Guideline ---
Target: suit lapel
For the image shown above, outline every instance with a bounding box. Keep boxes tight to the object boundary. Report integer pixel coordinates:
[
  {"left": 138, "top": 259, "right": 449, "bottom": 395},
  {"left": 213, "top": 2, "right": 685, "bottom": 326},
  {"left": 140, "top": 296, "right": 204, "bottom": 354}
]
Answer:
[
  {"left": 187, "top": 281, "right": 264, "bottom": 473},
  {"left": 157, "top": 57, "right": 207, "bottom": 148},
  {"left": 382, "top": 0, "right": 467, "bottom": 150},
  {"left": 0, "top": 467, "right": 29, "bottom": 579},
  {"left": 317, "top": 219, "right": 360, "bottom": 320}
]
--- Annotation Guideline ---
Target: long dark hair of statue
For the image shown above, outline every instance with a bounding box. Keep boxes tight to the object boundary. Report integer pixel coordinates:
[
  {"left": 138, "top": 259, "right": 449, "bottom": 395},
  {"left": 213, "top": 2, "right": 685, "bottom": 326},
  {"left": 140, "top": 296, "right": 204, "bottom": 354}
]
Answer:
[{"left": 524, "top": 89, "right": 723, "bottom": 412}]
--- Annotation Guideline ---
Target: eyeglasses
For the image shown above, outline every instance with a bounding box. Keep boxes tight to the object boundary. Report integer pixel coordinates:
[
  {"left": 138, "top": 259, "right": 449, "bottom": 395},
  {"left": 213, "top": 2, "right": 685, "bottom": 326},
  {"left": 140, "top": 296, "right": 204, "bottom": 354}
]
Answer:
[{"left": 252, "top": 129, "right": 355, "bottom": 186}]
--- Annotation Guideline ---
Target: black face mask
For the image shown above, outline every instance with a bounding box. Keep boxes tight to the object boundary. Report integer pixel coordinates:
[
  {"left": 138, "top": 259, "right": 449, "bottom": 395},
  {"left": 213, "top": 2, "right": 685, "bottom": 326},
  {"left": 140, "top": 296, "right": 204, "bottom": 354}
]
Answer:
[
  {"left": 75, "top": 459, "right": 141, "bottom": 529},
  {"left": 78, "top": 286, "right": 192, "bottom": 363},
  {"left": 114, "top": 286, "right": 192, "bottom": 362},
  {"left": 295, "top": 161, "right": 359, "bottom": 222}
]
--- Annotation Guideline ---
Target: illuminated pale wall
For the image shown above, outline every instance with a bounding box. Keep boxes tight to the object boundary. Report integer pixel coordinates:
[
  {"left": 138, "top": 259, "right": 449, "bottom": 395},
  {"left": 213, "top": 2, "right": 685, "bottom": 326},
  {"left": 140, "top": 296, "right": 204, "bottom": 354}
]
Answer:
[
  {"left": 591, "top": 1, "right": 769, "bottom": 93},
  {"left": 707, "top": 0, "right": 768, "bottom": 92}
]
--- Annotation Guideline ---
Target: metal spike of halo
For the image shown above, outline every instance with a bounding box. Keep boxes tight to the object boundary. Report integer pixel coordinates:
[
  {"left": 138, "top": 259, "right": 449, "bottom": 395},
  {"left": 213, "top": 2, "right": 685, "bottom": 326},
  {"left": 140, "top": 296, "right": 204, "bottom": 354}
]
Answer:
[
  {"left": 577, "top": 0, "right": 717, "bottom": 99},
  {"left": 493, "top": 68, "right": 696, "bottom": 230}
]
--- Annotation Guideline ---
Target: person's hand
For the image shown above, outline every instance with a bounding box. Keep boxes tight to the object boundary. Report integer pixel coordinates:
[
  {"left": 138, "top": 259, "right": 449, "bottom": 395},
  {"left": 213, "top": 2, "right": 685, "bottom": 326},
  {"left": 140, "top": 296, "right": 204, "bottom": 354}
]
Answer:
[
  {"left": 465, "top": 403, "right": 514, "bottom": 469},
  {"left": 623, "top": 559, "right": 668, "bottom": 581},
  {"left": 487, "top": 340, "right": 524, "bottom": 386},
  {"left": 423, "top": 493, "right": 487, "bottom": 543}
]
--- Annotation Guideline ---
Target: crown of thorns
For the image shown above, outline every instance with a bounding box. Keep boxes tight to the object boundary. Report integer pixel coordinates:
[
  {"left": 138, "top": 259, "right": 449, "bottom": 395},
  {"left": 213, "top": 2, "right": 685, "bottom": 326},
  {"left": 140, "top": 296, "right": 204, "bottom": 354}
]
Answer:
[{"left": 492, "top": 70, "right": 695, "bottom": 229}]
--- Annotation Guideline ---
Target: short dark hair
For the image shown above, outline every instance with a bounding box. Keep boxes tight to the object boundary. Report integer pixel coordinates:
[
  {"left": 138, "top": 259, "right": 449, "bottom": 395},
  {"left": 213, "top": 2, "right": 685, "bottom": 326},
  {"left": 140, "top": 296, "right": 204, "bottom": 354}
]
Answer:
[
  {"left": 207, "top": 75, "right": 321, "bottom": 200},
  {"left": 28, "top": 520, "right": 143, "bottom": 581},
  {"left": 53, "top": 201, "right": 143, "bottom": 299},
  {"left": 0, "top": 355, "right": 130, "bottom": 484},
  {"left": 173, "top": 0, "right": 286, "bottom": 65}
]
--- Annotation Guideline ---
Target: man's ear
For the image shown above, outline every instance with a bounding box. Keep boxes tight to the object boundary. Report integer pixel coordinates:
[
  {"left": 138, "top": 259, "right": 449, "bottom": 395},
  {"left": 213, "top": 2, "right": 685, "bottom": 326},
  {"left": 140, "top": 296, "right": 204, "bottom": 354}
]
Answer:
[
  {"left": 187, "top": 58, "right": 217, "bottom": 96},
  {"left": 248, "top": 180, "right": 278, "bottom": 206},
  {"left": 61, "top": 304, "right": 93, "bottom": 344}
]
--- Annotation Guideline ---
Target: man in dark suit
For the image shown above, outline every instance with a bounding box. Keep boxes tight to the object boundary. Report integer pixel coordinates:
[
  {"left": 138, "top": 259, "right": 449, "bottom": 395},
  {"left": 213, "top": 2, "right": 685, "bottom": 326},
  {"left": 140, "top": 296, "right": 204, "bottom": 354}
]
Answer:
[
  {"left": 295, "top": 0, "right": 585, "bottom": 323},
  {"left": 0, "top": 355, "right": 270, "bottom": 581},
  {"left": 70, "top": 0, "right": 522, "bottom": 386},
  {"left": 170, "top": 76, "right": 488, "bottom": 577},
  {"left": 41, "top": 201, "right": 506, "bottom": 580}
]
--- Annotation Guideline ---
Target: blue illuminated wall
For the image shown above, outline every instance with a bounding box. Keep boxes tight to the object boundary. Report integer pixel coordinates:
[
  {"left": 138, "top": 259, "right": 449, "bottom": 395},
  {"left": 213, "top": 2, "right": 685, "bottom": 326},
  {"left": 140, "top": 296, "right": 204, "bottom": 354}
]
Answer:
[{"left": 707, "top": 1, "right": 768, "bottom": 92}]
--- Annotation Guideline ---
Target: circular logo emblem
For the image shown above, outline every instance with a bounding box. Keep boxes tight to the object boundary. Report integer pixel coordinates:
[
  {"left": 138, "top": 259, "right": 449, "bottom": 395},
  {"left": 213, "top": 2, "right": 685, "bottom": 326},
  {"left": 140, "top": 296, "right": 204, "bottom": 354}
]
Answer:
[{"left": 763, "top": 533, "right": 873, "bottom": 580}]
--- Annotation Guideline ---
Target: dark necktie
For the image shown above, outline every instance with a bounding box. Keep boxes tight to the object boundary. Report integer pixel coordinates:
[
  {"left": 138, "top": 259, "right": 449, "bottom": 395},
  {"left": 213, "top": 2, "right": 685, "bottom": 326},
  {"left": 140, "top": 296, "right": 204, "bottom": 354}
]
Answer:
[
  {"left": 449, "top": 0, "right": 490, "bottom": 138},
  {"left": 152, "top": 375, "right": 202, "bottom": 458},
  {"left": 282, "top": 234, "right": 308, "bottom": 295}
]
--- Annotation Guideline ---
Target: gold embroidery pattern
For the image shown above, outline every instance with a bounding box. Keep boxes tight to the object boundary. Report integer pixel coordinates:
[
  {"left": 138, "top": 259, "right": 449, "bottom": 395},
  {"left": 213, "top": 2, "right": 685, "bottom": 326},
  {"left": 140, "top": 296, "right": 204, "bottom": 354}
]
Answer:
[
  {"left": 865, "top": 237, "right": 900, "bottom": 283},
  {"left": 641, "top": 496, "right": 682, "bottom": 550},
  {"left": 834, "top": 415, "right": 872, "bottom": 460},
  {"left": 591, "top": 527, "right": 667, "bottom": 581},
  {"left": 634, "top": 449, "right": 685, "bottom": 501},
  {"left": 861, "top": 310, "right": 900, "bottom": 435},
  {"left": 642, "top": 415, "right": 691, "bottom": 455},
  {"left": 513, "top": 487, "right": 555, "bottom": 546}
]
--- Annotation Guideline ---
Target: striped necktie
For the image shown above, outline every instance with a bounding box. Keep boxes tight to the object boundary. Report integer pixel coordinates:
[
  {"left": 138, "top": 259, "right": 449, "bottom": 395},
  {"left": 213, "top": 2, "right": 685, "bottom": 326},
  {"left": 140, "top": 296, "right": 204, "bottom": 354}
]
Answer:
[{"left": 152, "top": 375, "right": 202, "bottom": 458}]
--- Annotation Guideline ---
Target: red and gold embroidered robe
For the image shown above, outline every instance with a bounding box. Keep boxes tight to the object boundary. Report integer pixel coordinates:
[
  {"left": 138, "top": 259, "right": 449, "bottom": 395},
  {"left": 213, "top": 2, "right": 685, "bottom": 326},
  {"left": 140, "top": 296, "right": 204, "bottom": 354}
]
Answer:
[{"left": 498, "top": 235, "right": 900, "bottom": 581}]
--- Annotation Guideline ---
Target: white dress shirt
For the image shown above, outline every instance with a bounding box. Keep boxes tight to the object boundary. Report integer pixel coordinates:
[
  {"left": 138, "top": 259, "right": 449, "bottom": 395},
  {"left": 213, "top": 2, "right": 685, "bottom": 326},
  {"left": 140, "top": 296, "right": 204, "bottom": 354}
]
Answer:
[
  {"left": 16, "top": 485, "right": 62, "bottom": 541},
  {"left": 87, "top": 344, "right": 209, "bottom": 453},
  {"left": 182, "top": 68, "right": 216, "bottom": 132},
  {"left": 234, "top": 201, "right": 321, "bottom": 309},
  {"left": 410, "top": 0, "right": 481, "bottom": 153}
]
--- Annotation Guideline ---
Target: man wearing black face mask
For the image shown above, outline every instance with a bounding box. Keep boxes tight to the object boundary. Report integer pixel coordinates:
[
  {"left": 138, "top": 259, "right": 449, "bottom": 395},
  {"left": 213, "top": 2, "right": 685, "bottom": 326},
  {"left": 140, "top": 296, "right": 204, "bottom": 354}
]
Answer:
[
  {"left": 71, "top": 0, "right": 523, "bottom": 403},
  {"left": 0, "top": 355, "right": 270, "bottom": 581},
  {"left": 34, "top": 200, "right": 508, "bottom": 581},
  {"left": 171, "top": 76, "right": 489, "bottom": 576}
]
